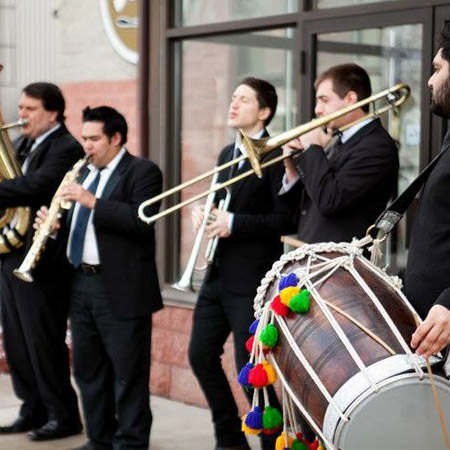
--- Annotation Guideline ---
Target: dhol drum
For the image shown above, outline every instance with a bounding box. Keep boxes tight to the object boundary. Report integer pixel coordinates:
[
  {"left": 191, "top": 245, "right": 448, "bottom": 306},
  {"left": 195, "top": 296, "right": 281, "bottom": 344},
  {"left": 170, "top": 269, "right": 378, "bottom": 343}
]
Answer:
[{"left": 253, "top": 241, "right": 450, "bottom": 450}]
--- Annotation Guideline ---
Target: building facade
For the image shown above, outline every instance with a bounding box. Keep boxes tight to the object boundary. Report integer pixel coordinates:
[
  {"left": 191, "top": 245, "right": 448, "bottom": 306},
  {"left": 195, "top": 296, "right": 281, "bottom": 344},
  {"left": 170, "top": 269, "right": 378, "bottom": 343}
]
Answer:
[{"left": 1, "top": 0, "right": 450, "bottom": 411}]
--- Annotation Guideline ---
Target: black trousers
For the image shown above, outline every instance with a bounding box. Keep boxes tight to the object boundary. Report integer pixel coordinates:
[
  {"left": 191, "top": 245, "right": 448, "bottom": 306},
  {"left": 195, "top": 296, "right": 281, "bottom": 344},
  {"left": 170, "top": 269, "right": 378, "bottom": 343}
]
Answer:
[
  {"left": 70, "top": 271, "right": 152, "bottom": 450},
  {"left": 188, "top": 276, "right": 281, "bottom": 449},
  {"left": 0, "top": 251, "right": 79, "bottom": 423}
]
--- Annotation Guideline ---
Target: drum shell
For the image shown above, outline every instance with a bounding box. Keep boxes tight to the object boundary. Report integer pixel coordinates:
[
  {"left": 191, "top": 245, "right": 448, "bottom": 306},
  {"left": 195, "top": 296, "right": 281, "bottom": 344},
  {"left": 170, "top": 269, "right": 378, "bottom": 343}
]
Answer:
[{"left": 265, "top": 252, "right": 417, "bottom": 429}]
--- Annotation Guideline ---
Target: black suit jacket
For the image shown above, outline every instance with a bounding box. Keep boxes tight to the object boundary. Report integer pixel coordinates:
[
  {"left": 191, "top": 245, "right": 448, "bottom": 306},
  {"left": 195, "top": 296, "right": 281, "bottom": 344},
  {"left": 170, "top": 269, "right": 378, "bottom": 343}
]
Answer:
[
  {"left": 284, "top": 118, "right": 399, "bottom": 243},
  {"left": 0, "top": 125, "right": 84, "bottom": 280},
  {"left": 206, "top": 132, "right": 293, "bottom": 297},
  {"left": 405, "top": 130, "right": 450, "bottom": 318},
  {"left": 67, "top": 151, "right": 163, "bottom": 319}
]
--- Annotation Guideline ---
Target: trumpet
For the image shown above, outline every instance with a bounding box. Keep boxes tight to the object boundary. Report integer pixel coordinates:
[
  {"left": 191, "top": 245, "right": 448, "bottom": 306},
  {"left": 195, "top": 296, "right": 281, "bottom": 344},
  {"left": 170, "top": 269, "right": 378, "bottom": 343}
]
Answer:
[
  {"left": 13, "top": 156, "right": 90, "bottom": 283},
  {"left": 172, "top": 172, "right": 231, "bottom": 292},
  {"left": 138, "top": 83, "right": 410, "bottom": 224}
]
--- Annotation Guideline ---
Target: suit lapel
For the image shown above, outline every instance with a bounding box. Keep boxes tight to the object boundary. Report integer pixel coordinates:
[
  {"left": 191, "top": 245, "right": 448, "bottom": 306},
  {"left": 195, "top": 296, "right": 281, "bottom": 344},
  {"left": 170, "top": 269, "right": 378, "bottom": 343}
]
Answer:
[
  {"left": 26, "top": 125, "right": 69, "bottom": 172},
  {"left": 101, "top": 151, "right": 131, "bottom": 200},
  {"left": 229, "top": 129, "right": 268, "bottom": 202}
]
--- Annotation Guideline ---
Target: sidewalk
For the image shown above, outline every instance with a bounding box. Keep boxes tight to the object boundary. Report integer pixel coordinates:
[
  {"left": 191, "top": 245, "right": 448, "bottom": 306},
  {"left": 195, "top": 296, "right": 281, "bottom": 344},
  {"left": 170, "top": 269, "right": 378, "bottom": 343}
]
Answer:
[{"left": 0, "top": 375, "right": 259, "bottom": 450}]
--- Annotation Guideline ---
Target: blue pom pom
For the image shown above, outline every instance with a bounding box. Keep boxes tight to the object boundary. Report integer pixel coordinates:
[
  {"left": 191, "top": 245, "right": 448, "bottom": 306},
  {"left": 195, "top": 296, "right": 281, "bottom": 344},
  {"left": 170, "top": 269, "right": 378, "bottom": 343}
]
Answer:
[
  {"left": 245, "top": 405, "right": 263, "bottom": 430},
  {"left": 278, "top": 273, "right": 299, "bottom": 291},
  {"left": 249, "top": 319, "right": 259, "bottom": 335},
  {"left": 238, "top": 362, "right": 254, "bottom": 387}
]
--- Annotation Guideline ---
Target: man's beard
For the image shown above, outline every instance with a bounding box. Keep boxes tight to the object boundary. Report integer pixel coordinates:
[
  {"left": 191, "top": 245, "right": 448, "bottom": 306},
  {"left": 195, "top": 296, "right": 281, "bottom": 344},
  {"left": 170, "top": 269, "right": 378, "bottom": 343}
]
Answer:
[{"left": 431, "top": 77, "right": 450, "bottom": 118}]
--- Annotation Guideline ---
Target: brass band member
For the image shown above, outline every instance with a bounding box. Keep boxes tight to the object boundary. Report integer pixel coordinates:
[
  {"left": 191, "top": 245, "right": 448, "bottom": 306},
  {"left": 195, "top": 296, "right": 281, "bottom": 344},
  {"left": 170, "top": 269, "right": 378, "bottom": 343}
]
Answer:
[
  {"left": 188, "top": 78, "right": 292, "bottom": 450},
  {"left": 0, "top": 83, "right": 83, "bottom": 440},
  {"left": 281, "top": 64, "right": 399, "bottom": 442},
  {"left": 405, "top": 24, "right": 450, "bottom": 362},
  {"left": 36, "top": 106, "right": 163, "bottom": 450},
  {"left": 282, "top": 63, "right": 399, "bottom": 245}
]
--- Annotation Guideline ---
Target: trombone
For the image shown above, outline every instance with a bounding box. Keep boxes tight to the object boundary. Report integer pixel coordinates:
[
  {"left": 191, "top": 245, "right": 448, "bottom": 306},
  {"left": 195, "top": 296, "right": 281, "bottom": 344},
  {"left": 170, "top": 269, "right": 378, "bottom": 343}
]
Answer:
[{"left": 138, "top": 82, "right": 410, "bottom": 225}]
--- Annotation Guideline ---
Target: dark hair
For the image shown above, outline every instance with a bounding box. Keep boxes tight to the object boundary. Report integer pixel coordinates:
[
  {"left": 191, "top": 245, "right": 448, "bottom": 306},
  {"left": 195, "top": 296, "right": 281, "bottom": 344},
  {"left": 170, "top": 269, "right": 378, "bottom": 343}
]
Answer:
[
  {"left": 239, "top": 77, "right": 278, "bottom": 126},
  {"left": 22, "top": 82, "right": 66, "bottom": 122},
  {"left": 82, "top": 106, "right": 128, "bottom": 146},
  {"left": 315, "top": 63, "right": 372, "bottom": 113},
  {"left": 437, "top": 22, "right": 450, "bottom": 63}
]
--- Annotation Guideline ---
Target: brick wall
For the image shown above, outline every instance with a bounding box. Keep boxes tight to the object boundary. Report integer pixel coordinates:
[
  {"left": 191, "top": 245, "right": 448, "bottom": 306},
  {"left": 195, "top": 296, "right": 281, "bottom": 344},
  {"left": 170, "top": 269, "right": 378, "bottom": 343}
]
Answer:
[{"left": 151, "top": 305, "right": 250, "bottom": 413}]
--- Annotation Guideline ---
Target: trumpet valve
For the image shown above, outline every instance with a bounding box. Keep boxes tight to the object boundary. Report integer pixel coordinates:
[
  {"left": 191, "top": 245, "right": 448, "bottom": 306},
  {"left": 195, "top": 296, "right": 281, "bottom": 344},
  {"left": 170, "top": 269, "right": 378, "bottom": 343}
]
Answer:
[{"left": 13, "top": 268, "right": 33, "bottom": 283}]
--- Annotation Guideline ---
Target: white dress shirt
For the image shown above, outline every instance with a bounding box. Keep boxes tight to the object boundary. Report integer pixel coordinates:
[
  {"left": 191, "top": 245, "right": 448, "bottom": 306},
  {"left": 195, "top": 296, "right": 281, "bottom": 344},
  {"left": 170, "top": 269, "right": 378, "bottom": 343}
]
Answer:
[{"left": 67, "top": 147, "right": 126, "bottom": 265}]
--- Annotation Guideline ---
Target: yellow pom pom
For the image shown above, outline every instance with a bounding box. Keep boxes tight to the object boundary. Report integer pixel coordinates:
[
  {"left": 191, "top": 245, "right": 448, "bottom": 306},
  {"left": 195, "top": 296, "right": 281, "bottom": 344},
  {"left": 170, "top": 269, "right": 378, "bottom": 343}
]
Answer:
[
  {"left": 280, "top": 286, "right": 300, "bottom": 306},
  {"left": 262, "top": 360, "right": 277, "bottom": 385},
  {"left": 276, "top": 431, "right": 293, "bottom": 450},
  {"left": 241, "top": 414, "right": 262, "bottom": 435}
]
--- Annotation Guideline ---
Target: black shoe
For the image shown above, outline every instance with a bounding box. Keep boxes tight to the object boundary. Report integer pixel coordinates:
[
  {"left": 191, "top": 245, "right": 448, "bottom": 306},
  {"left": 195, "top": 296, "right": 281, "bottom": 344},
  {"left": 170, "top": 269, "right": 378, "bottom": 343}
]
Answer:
[
  {"left": 27, "top": 419, "right": 82, "bottom": 441},
  {"left": 0, "top": 415, "right": 35, "bottom": 434},
  {"left": 68, "top": 443, "right": 113, "bottom": 450}
]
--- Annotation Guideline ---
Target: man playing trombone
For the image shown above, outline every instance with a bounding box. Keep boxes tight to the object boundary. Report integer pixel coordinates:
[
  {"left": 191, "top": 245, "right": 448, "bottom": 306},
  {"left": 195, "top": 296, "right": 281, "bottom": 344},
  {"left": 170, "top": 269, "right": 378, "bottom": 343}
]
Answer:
[
  {"left": 282, "top": 63, "right": 399, "bottom": 246},
  {"left": 188, "top": 77, "right": 292, "bottom": 450}
]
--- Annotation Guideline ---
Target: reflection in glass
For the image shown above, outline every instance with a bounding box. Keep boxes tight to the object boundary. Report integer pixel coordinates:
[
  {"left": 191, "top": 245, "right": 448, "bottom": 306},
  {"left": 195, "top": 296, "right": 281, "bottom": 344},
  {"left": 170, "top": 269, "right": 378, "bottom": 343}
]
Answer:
[
  {"left": 175, "top": 28, "right": 297, "bottom": 288},
  {"left": 175, "top": 0, "right": 298, "bottom": 27},
  {"left": 314, "top": 0, "right": 397, "bottom": 8},
  {"left": 317, "top": 24, "right": 422, "bottom": 270}
]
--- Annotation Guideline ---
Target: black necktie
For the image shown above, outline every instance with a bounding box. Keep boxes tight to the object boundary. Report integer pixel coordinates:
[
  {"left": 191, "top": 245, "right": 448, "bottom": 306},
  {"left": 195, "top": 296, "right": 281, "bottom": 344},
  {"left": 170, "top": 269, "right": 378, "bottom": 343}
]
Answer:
[
  {"left": 69, "top": 168, "right": 104, "bottom": 267},
  {"left": 229, "top": 146, "right": 240, "bottom": 179},
  {"left": 18, "top": 139, "right": 34, "bottom": 164}
]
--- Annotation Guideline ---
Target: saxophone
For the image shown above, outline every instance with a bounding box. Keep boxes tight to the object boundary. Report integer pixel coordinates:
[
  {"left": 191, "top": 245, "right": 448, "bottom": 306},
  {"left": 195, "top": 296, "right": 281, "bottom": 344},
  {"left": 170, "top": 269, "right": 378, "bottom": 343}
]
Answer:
[{"left": 13, "top": 155, "right": 89, "bottom": 282}]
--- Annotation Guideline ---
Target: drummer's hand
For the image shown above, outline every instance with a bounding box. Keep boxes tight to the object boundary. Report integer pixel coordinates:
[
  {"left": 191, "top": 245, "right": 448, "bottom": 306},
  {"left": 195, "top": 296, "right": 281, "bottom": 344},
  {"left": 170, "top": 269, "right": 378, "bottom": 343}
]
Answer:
[
  {"left": 205, "top": 208, "right": 231, "bottom": 239},
  {"left": 33, "top": 206, "right": 61, "bottom": 234},
  {"left": 411, "top": 305, "right": 450, "bottom": 359}
]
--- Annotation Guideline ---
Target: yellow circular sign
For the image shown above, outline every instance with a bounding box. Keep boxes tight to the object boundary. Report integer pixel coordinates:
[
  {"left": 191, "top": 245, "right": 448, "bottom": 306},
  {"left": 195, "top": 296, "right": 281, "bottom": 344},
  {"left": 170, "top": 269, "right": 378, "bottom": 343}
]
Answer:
[{"left": 99, "top": 0, "right": 138, "bottom": 64}]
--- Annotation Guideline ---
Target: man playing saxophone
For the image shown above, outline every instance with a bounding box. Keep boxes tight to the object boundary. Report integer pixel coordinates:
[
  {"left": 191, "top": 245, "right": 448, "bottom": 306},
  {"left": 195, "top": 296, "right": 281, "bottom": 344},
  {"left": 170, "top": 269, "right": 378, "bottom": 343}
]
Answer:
[{"left": 0, "top": 82, "right": 83, "bottom": 441}]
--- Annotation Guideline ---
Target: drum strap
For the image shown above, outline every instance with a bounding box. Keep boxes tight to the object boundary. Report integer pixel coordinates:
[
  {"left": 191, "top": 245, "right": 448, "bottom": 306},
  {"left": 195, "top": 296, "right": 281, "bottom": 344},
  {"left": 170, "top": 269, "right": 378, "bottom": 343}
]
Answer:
[{"left": 374, "top": 148, "right": 447, "bottom": 235}]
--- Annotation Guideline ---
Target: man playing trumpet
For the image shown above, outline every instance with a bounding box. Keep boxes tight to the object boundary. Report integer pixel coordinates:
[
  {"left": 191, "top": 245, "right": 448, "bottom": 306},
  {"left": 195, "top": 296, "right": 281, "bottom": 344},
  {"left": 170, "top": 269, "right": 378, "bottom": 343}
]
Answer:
[{"left": 188, "top": 77, "right": 293, "bottom": 450}]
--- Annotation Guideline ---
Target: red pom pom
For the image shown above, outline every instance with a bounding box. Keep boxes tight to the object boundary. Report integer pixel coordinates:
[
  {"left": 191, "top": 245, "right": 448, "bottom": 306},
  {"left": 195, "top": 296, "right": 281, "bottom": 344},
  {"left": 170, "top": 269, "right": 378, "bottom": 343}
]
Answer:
[
  {"left": 248, "top": 363, "right": 268, "bottom": 388},
  {"left": 246, "top": 335, "right": 255, "bottom": 353},
  {"left": 271, "top": 295, "right": 289, "bottom": 316}
]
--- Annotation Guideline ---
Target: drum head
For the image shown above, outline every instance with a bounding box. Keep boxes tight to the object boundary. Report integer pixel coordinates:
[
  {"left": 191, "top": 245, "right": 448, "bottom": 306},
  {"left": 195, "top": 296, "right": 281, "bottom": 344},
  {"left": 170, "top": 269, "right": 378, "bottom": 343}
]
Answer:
[{"left": 334, "top": 373, "right": 450, "bottom": 450}]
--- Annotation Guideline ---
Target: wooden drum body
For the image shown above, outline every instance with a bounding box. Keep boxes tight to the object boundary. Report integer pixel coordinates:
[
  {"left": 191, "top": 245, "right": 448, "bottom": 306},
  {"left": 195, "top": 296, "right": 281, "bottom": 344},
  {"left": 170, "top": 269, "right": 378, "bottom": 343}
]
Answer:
[{"left": 253, "top": 242, "right": 450, "bottom": 450}]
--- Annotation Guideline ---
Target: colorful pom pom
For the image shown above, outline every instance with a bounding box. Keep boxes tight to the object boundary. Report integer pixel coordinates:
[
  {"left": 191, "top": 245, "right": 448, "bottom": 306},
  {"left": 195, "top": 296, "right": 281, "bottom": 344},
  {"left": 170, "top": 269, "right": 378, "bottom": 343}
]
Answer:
[
  {"left": 245, "top": 405, "right": 263, "bottom": 431},
  {"left": 289, "top": 289, "right": 310, "bottom": 314},
  {"left": 260, "top": 323, "right": 278, "bottom": 347},
  {"left": 292, "top": 440, "right": 308, "bottom": 450},
  {"left": 248, "top": 363, "right": 268, "bottom": 388},
  {"left": 249, "top": 319, "right": 259, "bottom": 334},
  {"left": 262, "top": 360, "right": 277, "bottom": 385},
  {"left": 262, "top": 406, "right": 283, "bottom": 430},
  {"left": 271, "top": 295, "right": 289, "bottom": 316},
  {"left": 238, "top": 362, "right": 254, "bottom": 387},
  {"left": 280, "top": 286, "right": 300, "bottom": 306},
  {"left": 276, "top": 431, "right": 294, "bottom": 450},
  {"left": 278, "top": 273, "right": 299, "bottom": 290},
  {"left": 245, "top": 335, "right": 255, "bottom": 354},
  {"left": 242, "top": 414, "right": 262, "bottom": 435}
]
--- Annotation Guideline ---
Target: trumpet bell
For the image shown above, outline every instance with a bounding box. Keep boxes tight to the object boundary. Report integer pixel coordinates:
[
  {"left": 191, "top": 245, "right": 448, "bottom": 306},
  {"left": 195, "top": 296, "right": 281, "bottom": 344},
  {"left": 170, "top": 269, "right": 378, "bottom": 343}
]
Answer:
[{"left": 13, "top": 268, "right": 33, "bottom": 283}]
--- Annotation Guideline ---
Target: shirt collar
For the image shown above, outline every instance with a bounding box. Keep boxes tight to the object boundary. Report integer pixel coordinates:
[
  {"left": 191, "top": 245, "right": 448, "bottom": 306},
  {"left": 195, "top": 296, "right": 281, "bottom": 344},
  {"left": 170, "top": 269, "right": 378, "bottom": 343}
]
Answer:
[
  {"left": 87, "top": 147, "right": 126, "bottom": 173},
  {"left": 33, "top": 123, "right": 62, "bottom": 147},
  {"left": 340, "top": 117, "right": 374, "bottom": 143},
  {"left": 234, "top": 128, "right": 265, "bottom": 155}
]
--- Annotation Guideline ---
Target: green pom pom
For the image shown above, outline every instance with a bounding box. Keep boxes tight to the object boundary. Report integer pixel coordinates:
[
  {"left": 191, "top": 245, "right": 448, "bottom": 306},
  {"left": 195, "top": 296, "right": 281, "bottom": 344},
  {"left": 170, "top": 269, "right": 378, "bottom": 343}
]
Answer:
[
  {"left": 289, "top": 289, "right": 310, "bottom": 314},
  {"left": 292, "top": 440, "right": 309, "bottom": 450},
  {"left": 260, "top": 324, "right": 278, "bottom": 347},
  {"left": 262, "top": 406, "right": 283, "bottom": 429}
]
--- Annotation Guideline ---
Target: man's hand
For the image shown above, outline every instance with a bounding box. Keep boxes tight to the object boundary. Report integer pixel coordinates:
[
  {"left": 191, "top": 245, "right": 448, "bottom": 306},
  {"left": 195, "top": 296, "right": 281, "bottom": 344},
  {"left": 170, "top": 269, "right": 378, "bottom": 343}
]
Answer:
[
  {"left": 411, "top": 305, "right": 450, "bottom": 359},
  {"left": 300, "top": 126, "right": 333, "bottom": 149},
  {"left": 283, "top": 139, "right": 301, "bottom": 184},
  {"left": 191, "top": 204, "right": 205, "bottom": 235},
  {"left": 33, "top": 206, "right": 60, "bottom": 235},
  {"left": 205, "top": 208, "right": 231, "bottom": 239},
  {"left": 59, "top": 183, "right": 97, "bottom": 209}
]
